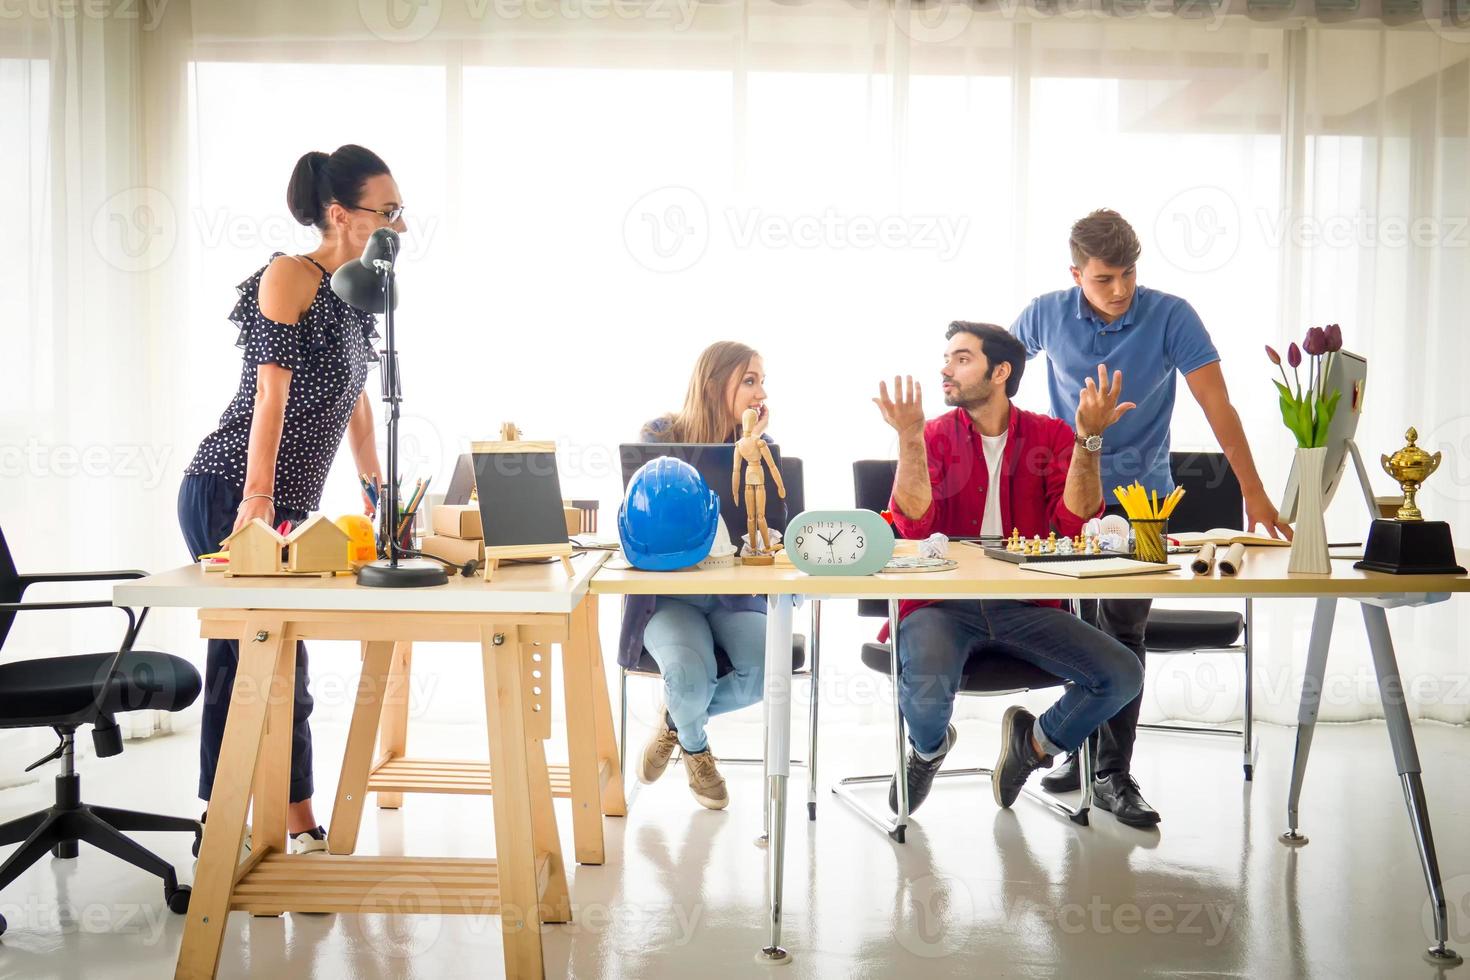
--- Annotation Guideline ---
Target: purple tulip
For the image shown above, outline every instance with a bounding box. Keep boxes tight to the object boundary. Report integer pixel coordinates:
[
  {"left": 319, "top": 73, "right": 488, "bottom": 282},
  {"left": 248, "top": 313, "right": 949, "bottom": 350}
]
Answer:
[
  {"left": 1265, "top": 345, "right": 1281, "bottom": 365},
  {"left": 1303, "top": 326, "right": 1328, "bottom": 357},
  {"left": 1325, "top": 323, "right": 1342, "bottom": 352},
  {"left": 1287, "top": 342, "right": 1302, "bottom": 368}
]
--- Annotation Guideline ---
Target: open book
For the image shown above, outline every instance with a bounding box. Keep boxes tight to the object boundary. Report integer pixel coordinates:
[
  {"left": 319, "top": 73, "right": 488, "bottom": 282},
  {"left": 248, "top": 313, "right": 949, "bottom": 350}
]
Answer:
[{"left": 1172, "top": 529, "right": 1290, "bottom": 548}]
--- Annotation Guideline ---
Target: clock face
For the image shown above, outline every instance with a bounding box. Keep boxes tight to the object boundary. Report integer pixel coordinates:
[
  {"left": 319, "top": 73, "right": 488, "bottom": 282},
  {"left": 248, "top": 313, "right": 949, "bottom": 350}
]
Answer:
[
  {"left": 784, "top": 510, "right": 895, "bottom": 576},
  {"left": 791, "top": 520, "right": 868, "bottom": 567}
]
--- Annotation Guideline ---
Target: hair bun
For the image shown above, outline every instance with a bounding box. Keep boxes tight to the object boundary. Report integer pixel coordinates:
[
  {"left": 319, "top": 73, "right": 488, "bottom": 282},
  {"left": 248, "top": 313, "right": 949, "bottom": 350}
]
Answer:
[{"left": 286, "top": 150, "right": 331, "bottom": 227}]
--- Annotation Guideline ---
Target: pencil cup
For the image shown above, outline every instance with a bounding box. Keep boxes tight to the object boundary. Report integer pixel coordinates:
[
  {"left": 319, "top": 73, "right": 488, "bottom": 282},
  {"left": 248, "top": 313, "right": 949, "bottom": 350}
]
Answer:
[{"left": 1130, "top": 519, "right": 1169, "bottom": 564}]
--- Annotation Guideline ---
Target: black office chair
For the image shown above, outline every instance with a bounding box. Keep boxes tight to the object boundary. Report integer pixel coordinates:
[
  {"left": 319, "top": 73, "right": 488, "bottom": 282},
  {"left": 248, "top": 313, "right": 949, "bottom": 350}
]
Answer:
[
  {"left": 0, "top": 524, "right": 203, "bottom": 938},
  {"left": 1132, "top": 451, "right": 1257, "bottom": 778},
  {"left": 618, "top": 456, "right": 824, "bottom": 819},
  {"left": 831, "top": 461, "right": 1095, "bottom": 843}
]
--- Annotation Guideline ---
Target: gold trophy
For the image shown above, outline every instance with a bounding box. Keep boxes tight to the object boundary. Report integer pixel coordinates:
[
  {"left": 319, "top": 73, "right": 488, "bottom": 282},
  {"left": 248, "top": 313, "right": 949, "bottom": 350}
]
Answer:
[
  {"left": 1356, "top": 427, "right": 1466, "bottom": 575},
  {"left": 1380, "top": 427, "right": 1437, "bottom": 521}
]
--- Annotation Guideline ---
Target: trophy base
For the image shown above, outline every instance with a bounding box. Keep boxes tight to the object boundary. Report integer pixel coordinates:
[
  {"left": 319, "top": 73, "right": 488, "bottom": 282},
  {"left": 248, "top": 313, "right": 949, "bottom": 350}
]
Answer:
[{"left": 1354, "top": 519, "right": 1466, "bottom": 576}]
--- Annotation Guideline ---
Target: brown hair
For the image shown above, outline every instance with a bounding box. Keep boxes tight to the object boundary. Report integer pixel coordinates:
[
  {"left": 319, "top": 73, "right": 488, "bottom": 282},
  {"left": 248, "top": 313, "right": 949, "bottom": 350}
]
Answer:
[
  {"left": 644, "top": 341, "right": 759, "bottom": 444},
  {"left": 1069, "top": 209, "right": 1141, "bottom": 269}
]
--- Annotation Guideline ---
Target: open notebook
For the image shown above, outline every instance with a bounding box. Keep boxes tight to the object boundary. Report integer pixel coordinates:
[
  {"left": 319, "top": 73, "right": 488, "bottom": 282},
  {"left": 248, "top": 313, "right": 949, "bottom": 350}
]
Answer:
[
  {"left": 1019, "top": 558, "right": 1181, "bottom": 578},
  {"left": 1172, "top": 529, "right": 1290, "bottom": 548}
]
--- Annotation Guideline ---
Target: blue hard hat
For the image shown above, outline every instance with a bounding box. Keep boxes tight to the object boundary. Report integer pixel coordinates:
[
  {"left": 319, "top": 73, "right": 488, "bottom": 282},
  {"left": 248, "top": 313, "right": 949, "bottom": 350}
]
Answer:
[{"left": 618, "top": 457, "right": 720, "bottom": 571}]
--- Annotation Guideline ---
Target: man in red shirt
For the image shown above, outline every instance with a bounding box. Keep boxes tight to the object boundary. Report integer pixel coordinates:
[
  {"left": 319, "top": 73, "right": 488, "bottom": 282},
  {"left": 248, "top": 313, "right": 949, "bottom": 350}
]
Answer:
[{"left": 873, "top": 321, "right": 1143, "bottom": 816}]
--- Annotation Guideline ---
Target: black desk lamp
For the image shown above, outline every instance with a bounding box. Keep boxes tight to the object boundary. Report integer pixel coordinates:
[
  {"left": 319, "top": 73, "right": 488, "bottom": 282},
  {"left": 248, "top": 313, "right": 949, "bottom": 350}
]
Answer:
[{"left": 331, "top": 228, "right": 450, "bottom": 588}]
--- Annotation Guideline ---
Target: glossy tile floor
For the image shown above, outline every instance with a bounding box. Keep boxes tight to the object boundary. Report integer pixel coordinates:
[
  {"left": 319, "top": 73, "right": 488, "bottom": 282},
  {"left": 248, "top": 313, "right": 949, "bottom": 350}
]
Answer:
[{"left": 1, "top": 715, "right": 1467, "bottom": 979}]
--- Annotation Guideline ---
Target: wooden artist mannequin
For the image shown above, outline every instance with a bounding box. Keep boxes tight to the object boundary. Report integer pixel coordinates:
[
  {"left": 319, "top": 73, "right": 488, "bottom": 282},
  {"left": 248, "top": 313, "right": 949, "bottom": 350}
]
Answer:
[{"left": 732, "top": 407, "right": 786, "bottom": 561}]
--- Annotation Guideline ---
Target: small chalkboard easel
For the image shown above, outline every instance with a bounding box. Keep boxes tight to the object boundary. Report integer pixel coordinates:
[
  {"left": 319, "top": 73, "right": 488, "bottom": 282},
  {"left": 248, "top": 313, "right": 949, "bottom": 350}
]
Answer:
[{"left": 471, "top": 422, "right": 576, "bottom": 583}]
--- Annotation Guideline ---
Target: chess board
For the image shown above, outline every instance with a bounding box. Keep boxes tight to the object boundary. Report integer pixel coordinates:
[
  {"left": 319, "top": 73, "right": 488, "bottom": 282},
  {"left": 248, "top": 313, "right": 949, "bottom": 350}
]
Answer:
[{"left": 983, "top": 546, "right": 1129, "bottom": 565}]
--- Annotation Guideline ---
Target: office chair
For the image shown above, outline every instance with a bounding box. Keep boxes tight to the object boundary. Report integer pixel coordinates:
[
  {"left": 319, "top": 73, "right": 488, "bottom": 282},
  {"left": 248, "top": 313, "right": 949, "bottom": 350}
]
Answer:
[
  {"left": 0, "top": 523, "right": 203, "bottom": 937},
  {"left": 618, "top": 456, "right": 823, "bottom": 819},
  {"left": 1131, "top": 451, "right": 1257, "bottom": 778},
  {"left": 831, "top": 460, "right": 1094, "bottom": 843}
]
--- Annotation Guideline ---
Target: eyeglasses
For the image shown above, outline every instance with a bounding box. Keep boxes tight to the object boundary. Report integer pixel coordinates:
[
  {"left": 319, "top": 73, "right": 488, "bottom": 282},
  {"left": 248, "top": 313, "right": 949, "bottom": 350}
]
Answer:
[{"left": 349, "top": 204, "right": 406, "bottom": 223}]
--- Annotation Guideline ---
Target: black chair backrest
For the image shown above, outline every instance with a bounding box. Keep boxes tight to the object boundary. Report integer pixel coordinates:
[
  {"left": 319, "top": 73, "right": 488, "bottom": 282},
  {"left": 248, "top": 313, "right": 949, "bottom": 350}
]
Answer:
[
  {"left": 779, "top": 456, "right": 806, "bottom": 523},
  {"left": 853, "top": 460, "right": 899, "bottom": 619},
  {"left": 0, "top": 524, "right": 19, "bottom": 652},
  {"left": 1168, "top": 451, "right": 1244, "bottom": 533}
]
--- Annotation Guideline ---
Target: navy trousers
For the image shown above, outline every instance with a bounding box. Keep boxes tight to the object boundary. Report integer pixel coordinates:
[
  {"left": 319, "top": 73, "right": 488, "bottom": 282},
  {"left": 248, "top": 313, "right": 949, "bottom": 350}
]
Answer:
[{"left": 177, "top": 473, "right": 315, "bottom": 803}]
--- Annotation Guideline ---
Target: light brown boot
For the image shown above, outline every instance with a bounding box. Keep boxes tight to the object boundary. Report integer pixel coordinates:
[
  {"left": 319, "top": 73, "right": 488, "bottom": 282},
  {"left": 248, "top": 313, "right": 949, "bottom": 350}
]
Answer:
[{"left": 682, "top": 749, "right": 729, "bottom": 810}]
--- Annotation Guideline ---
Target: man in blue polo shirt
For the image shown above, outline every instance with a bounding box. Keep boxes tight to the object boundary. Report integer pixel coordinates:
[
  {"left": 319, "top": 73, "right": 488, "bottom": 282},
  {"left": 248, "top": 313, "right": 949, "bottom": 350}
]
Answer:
[{"left": 1011, "top": 209, "right": 1289, "bottom": 828}]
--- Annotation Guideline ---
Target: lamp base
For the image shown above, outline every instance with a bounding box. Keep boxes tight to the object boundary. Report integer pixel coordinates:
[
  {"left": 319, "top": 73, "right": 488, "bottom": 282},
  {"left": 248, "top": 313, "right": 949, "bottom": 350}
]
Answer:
[
  {"left": 1354, "top": 519, "right": 1465, "bottom": 576},
  {"left": 357, "top": 559, "right": 450, "bottom": 588}
]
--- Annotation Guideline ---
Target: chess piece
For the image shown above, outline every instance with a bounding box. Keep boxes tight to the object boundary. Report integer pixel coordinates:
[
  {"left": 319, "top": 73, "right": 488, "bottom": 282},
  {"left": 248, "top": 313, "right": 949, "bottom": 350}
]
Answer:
[
  {"left": 1047, "top": 531, "right": 1057, "bottom": 552},
  {"left": 1056, "top": 536, "right": 1073, "bottom": 555},
  {"left": 732, "top": 407, "right": 787, "bottom": 561}
]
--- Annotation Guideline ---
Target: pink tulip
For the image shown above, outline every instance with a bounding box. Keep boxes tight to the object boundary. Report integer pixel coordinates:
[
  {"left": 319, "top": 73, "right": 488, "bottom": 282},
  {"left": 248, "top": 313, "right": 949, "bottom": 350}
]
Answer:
[
  {"left": 1325, "top": 323, "right": 1342, "bottom": 352},
  {"left": 1265, "top": 345, "right": 1281, "bottom": 365},
  {"left": 1287, "top": 342, "right": 1302, "bottom": 368},
  {"left": 1303, "top": 326, "right": 1328, "bottom": 356}
]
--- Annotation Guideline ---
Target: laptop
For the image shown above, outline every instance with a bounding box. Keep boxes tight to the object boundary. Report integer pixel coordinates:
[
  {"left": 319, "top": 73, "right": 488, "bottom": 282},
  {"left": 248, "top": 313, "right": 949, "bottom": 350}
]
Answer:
[{"left": 619, "top": 442, "right": 787, "bottom": 548}]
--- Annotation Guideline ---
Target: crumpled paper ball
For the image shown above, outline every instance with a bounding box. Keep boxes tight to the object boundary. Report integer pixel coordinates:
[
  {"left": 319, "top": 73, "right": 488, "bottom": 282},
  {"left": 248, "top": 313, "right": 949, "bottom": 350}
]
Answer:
[{"left": 919, "top": 533, "right": 949, "bottom": 558}]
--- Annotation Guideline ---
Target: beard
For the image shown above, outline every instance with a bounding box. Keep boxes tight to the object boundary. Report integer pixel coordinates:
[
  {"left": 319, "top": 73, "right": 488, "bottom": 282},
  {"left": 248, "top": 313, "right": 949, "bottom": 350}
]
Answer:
[{"left": 943, "top": 379, "right": 995, "bottom": 409}]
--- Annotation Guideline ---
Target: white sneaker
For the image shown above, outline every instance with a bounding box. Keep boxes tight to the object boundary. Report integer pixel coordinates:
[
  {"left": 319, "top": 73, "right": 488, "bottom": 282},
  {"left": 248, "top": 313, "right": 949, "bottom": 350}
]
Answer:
[{"left": 291, "top": 826, "right": 329, "bottom": 855}]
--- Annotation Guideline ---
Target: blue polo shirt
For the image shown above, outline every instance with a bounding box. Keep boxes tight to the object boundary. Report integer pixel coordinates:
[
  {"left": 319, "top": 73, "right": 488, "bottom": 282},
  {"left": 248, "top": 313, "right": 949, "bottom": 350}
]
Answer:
[{"left": 1010, "top": 285, "right": 1219, "bottom": 494}]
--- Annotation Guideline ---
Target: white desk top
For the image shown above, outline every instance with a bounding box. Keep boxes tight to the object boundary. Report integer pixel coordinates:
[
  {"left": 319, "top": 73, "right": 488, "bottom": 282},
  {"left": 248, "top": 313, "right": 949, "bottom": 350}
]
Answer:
[
  {"left": 114, "top": 552, "right": 606, "bottom": 616},
  {"left": 588, "top": 545, "right": 1470, "bottom": 601}
]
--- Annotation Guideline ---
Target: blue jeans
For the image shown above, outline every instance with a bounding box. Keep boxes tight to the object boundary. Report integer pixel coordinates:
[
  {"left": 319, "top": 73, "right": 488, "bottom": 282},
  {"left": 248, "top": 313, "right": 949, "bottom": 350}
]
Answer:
[
  {"left": 643, "top": 595, "right": 766, "bottom": 754},
  {"left": 897, "top": 600, "right": 1143, "bottom": 758},
  {"left": 178, "top": 473, "right": 316, "bottom": 804}
]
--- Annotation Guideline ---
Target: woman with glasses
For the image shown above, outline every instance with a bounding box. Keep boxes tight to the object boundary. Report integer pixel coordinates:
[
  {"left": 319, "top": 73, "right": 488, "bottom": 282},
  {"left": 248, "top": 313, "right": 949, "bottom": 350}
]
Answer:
[{"left": 177, "top": 145, "right": 406, "bottom": 855}]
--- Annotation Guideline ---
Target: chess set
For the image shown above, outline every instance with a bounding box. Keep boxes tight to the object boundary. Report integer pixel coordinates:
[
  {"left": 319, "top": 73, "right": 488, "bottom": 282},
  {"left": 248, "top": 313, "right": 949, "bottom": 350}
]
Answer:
[{"left": 984, "top": 528, "right": 1125, "bottom": 564}]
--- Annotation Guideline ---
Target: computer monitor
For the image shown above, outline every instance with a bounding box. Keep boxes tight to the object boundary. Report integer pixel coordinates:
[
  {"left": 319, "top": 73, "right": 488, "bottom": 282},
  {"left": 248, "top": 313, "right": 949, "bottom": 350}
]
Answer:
[
  {"left": 619, "top": 442, "right": 787, "bottom": 548},
  {"left": 1279, "top": 349, "right": 1368, "bottom": 522}
]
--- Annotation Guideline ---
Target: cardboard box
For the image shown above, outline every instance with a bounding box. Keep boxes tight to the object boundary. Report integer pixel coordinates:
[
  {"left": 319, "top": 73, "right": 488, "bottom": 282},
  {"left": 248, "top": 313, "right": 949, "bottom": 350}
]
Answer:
[
  {"left": 432, "top": 504, "right": 482, "bottom": 540},
  {"left": 419, "top": 534, "right": 484, "bottom": 565}
]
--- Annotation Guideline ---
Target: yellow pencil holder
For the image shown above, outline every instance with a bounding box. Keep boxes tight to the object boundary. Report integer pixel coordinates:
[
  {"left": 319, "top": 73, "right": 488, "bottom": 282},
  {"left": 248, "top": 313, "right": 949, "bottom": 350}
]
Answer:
[{"left": 1130, "top": 519, "right": 1169, "bottom": 564}]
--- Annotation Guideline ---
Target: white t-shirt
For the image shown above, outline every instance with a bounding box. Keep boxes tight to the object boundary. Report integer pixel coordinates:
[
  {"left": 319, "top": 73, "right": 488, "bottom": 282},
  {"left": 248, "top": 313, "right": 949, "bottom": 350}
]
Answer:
[{"left": 980, "top": 431, "right": 1007, "bottom": 537}]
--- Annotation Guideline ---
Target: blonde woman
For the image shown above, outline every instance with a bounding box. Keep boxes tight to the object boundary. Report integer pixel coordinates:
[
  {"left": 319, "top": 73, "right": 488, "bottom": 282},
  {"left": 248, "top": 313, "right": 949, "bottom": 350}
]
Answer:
[{"left": 619, "top": 342, "right": 772, "bottom": 809}]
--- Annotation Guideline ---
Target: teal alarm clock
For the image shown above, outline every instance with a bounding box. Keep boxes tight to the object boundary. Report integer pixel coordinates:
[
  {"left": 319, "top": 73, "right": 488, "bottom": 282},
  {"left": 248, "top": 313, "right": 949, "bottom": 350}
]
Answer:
[{"left": 785, "top": 510, "right": 895, "bottom": 576}]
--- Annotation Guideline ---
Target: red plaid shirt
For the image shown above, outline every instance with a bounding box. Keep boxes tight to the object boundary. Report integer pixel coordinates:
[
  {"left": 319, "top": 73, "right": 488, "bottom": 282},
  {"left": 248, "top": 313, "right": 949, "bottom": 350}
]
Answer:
[{"left": 879, "top": 405, "right": 1100, "bottom": 639}]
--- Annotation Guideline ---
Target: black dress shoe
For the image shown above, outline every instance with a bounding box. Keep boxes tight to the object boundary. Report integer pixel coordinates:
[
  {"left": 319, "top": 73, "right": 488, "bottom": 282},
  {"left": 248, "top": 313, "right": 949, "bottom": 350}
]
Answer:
[
  {"left": 1093, "top": 773, "right": 1161, "bottom": 827},
  {"left": 1039, "top": 752, "right": 1081, "bottom": 793},
  {"left": 992, "top": 707, "right": 1052, "bottom": 809},
  {"left": 889, "top": 724, "right": 957, "bottom": 815}
]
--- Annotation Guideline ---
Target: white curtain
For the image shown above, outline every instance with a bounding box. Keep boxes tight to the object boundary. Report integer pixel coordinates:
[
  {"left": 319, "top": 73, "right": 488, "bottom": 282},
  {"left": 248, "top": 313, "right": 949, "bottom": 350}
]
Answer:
[{"left": 3, "top": 2, "right": 1468, "bottom": 788}]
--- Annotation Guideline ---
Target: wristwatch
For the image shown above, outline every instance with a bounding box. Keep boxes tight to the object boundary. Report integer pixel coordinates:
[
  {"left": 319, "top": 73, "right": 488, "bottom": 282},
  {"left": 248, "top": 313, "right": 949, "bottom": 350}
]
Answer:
[{"left": 1075, "top": 432, "right": 1103, "bottom": 453}]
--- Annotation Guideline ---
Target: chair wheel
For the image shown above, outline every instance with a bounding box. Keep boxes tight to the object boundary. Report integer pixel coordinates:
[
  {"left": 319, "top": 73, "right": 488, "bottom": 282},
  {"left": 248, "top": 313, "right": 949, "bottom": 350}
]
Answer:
[
  {"left": 1244, "top": 764, "right": 1254, "bottom": 781},
  {"left": 167, "top": 885, "right": 192, "bottom": 915}
]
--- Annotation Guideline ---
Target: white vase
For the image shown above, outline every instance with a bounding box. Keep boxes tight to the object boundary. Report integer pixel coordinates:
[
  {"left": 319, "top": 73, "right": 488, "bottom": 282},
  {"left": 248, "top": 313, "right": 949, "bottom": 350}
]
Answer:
[{"left": 1288, "top": 445, "right": 1332, "bottom": 575}]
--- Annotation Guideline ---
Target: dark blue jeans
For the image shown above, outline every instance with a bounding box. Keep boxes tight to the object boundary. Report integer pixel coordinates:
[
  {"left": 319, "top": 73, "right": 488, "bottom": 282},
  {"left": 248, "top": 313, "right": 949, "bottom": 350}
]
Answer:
[
  {"left": 896, "top": 600, "right": 1143, "bottom": 758},
  {"left": 177, "top": 473, "right": 315, "bottom": 804}
]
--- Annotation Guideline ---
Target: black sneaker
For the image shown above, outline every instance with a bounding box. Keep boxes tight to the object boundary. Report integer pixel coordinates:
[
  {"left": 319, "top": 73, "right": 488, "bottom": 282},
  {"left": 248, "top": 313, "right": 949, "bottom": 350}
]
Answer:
[
  {"left": 1093, "top": 773, "right": 1161, "bottom": 827},
  {"left": 1039, "top": 752, "right": 1081, "bottom": 793},
  {"left": 992, "top": 707, "right": 1053, "bottom": 809},
  {"left": 888, "top": 724, "right": 957, "bottom": 815}
]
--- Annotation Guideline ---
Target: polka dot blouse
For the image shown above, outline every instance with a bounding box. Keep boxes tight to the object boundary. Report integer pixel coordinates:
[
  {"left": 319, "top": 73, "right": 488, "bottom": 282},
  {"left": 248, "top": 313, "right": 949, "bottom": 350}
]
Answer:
[{"left": 185, "top": 253, "right": 380, "bottom": 513}]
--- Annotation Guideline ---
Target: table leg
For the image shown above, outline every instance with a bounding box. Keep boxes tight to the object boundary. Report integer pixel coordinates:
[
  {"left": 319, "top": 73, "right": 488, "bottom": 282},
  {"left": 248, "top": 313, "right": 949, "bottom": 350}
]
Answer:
[
  {"left": 563, "top": 598, "right": 606, "bottom": 864},
  {"left": 759, "top": 594, "right": 795, "bottom": 966},
  {"left": 481, "top": 625, "right": 547, "bottom": 979},
  {"left": 582, "top": 595, "right": 628, "bottom": 818},
  {"left": 806, "top": 600, "right": 821, "bottom": 822},
  {"left": 175, "top": 616, "right": 288, "bottom": 980},
  {"left": 1360, "top": 603, "right": 1463, "bottom": 967},
  {"left": 328, "top": 641, "right": 396, "bottom": 855},
  {"left": 251, "top": 636, "right": 297, "bottom": 857},
  {"left": 526, "top": 722, "right": 572, "bottom": 923},
  {"left": 888, "top": 598, "right": 910, "bottom": 844},
  {"left": 374, "top": 642, "right": 413, "bottom": 809},
  {"left": 1280, "top": 597, "right": 1336, "bottom": 847}
]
